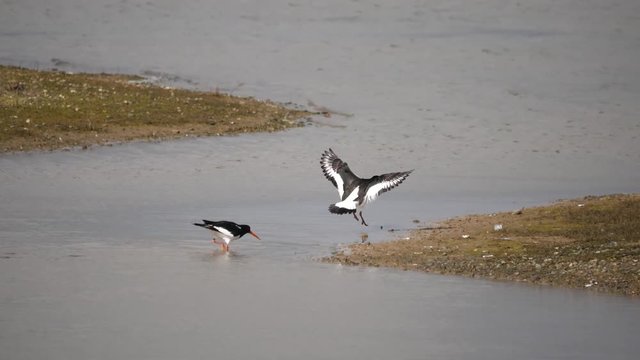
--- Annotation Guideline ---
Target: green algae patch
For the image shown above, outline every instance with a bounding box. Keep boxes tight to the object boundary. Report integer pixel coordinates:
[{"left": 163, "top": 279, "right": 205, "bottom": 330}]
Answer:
[
  {"left": 326, "top": 194, "right": 640, "bottom": 296},
  {"left": 0, "top": 65, "right": 310, "bottom": 152}
]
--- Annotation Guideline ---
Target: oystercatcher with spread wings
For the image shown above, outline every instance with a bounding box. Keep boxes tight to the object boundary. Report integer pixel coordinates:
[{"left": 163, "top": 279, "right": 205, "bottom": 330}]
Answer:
[
  {"left": 193, "top": 220, "right": 260, "bottom": 252},
  {"left": 320, "top": 148, "right": 412, "bottom": 226}
]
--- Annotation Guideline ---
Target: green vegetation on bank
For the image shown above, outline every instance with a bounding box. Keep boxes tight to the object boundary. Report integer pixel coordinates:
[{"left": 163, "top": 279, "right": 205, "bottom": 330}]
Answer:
[
  {"left": 0, "top": 65, "right": 310, "bottom": 152},
  {"left": 327, "top": 194, "right": 640, "bottom": 296}
]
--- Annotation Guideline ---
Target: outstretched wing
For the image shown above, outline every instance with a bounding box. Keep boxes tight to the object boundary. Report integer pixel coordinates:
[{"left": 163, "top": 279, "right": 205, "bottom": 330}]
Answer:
[
  {"left": 363, "top": 170, "right": 413, "bottom": 204},
  {"left": 320, "top": 148, "right": 346, "bottom": 198}
]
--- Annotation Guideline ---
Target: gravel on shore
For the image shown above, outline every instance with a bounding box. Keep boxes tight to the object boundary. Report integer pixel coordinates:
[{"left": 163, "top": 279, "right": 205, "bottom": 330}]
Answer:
[{"left": 326, "top": 194, "right": 640, "bottom": 297}]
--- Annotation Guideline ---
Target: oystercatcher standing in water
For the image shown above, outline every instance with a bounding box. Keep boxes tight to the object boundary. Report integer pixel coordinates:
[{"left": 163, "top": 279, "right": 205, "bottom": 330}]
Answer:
[
  {"left": 193, "top": 220, "right": 261, "bottom": 252},
  {"left": 320, "top": 148, "right": 413, "bottom": 226}
]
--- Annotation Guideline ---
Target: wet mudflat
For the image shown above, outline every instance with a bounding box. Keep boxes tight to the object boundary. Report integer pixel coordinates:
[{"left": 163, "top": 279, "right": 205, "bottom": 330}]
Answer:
[{"left": 1, "top": 0, "right": 640, "bottom": 359}]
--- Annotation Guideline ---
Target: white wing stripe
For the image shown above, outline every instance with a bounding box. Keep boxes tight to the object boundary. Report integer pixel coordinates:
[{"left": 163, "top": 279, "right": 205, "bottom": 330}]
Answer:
[
  {"left": 212, "top": 226, "right": 233, "bottom": 237},
  {"left": 364, "top": 176, "right": 408, "bottom": 203},
  {"left": 364, "top": 182, "right": 386, "bottom": 203},
  {"left": 321, "top": 154, "right": 345, "bottom": 198},
  {"left": 334, "top": 173, "right": 344, "bottom": 199}
]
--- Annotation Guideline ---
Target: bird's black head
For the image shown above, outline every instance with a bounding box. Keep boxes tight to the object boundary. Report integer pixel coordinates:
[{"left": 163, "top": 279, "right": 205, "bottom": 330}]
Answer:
[{"left": 240, "top": 225, "right": 261, "bottom": 240}]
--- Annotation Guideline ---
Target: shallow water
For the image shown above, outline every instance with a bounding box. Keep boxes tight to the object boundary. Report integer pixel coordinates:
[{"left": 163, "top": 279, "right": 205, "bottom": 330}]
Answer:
[
  {"left": 2, "top": 244, "right": 639, "bottom": 360},
  {"left": 2, "top": 133, "right": 639, "bottom": 360},
  {"left": 1, "top": 0, "right": 640, "bottom": 359}
]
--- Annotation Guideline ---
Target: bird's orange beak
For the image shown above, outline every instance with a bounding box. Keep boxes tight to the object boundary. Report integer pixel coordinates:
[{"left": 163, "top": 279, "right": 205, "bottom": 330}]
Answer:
[{"left": 249, "top": 231, "right": 261, "bottom": 240}]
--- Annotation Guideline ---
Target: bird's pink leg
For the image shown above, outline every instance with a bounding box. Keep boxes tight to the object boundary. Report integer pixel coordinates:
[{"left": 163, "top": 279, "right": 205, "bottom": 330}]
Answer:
[{"left": 212, "top": 238, "right": 226, "bottom": 252}]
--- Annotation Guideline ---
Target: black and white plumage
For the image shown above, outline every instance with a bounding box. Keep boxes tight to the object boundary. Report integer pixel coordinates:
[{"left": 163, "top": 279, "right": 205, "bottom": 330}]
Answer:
[
  {"left": 320, "top": 148, "right": 412, "bottom": 226},
  {"left": 193, "top": 220, "right": 260, "bottom": 252}
]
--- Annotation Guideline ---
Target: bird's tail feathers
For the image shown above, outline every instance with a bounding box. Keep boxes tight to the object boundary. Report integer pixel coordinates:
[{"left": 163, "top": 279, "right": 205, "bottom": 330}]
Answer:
[{"left": 329, "top": 204, "right": 356, "bottom": 215}]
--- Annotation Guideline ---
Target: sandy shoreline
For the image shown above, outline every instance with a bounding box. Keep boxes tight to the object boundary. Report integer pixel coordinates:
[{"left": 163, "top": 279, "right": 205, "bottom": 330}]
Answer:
[{"left": 326, "top": 194, "right": 640, "bottom": 296}]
